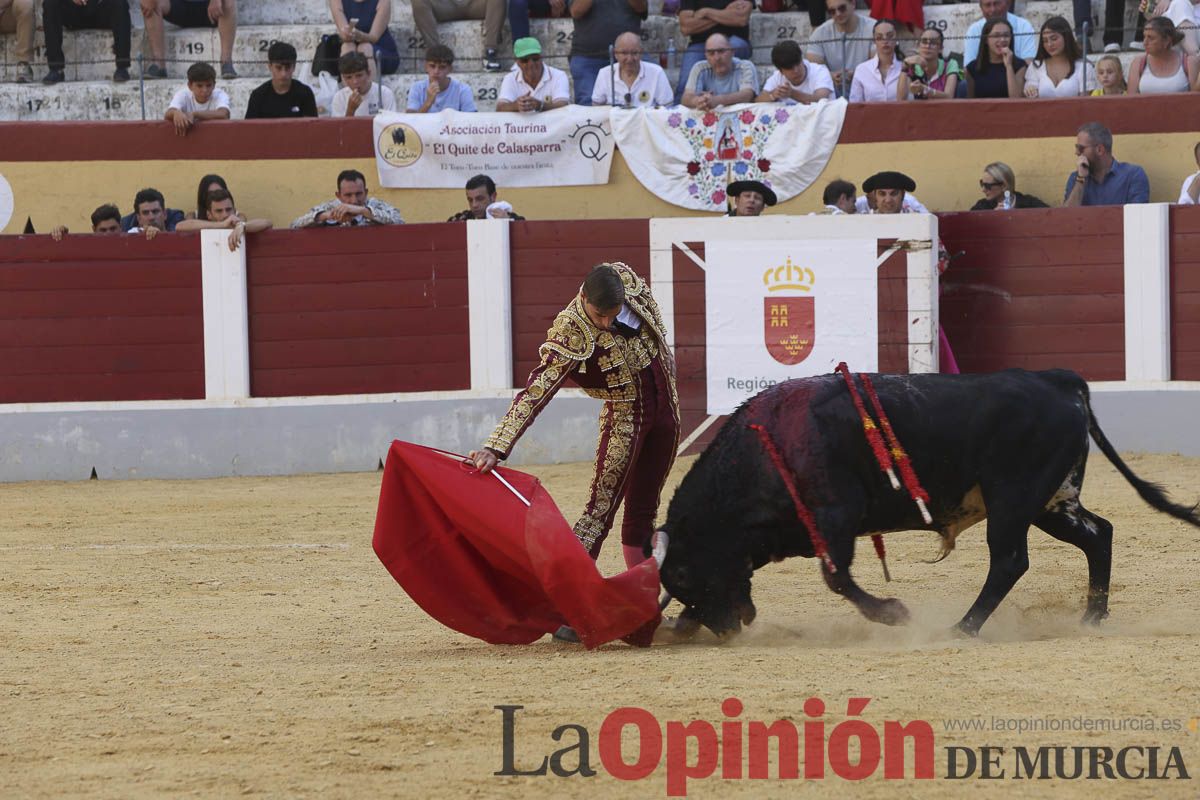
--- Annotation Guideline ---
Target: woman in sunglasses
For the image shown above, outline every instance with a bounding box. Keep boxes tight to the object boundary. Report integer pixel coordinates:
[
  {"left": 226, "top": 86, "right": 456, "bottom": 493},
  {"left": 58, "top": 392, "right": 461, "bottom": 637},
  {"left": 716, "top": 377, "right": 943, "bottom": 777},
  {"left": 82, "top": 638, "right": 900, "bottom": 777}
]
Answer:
[
  {"left": 897, "top": 27, "right": 961, "bottom": 99},
  {"left": 970, "top": 161, "right": 1048, "bottom": 210}
]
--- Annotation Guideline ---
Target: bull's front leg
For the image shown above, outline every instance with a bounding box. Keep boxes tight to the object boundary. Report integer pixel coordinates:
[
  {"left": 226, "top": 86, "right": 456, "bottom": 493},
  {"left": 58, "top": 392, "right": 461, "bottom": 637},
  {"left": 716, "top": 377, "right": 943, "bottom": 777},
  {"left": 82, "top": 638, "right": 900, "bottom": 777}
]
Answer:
[{"left": 819, "top": 534, "right": 910, "bottom": 626}]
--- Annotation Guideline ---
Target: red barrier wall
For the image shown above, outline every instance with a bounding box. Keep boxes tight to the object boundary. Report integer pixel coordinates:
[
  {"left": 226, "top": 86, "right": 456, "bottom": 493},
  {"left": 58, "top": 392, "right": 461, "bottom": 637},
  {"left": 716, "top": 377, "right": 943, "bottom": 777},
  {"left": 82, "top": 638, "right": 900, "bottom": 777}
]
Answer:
[
  {"left": 1168, "top": 205, "right": 1200, "bottom": 381},
  {"left": 247, "top": 225, "right": 469, "bottom": 396},
  {"left": 509, "top": 220, "right": 651, "bottom": 383},
  {"left": 938, "top": 207, "right": 1126, "bottom": 381},
  {"left": 0, "top": 235, "right": 203, "bottom": 402}
]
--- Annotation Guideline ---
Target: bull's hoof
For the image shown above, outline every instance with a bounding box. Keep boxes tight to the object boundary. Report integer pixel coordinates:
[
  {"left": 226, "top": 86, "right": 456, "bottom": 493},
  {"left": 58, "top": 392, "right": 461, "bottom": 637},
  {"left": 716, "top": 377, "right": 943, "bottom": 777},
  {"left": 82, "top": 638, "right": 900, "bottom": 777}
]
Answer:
[
  {"left": 868, "top": 597, "right": 911, "bottom": 626},
  {"left": 656, "top": 614, "right": 702, "bottom": 643},
  {"left": 1081, "top": 608, "right": 1109, "bottom": 626},
  {"left": 952, "top": 620, "right": 980, "bottom": 638}
]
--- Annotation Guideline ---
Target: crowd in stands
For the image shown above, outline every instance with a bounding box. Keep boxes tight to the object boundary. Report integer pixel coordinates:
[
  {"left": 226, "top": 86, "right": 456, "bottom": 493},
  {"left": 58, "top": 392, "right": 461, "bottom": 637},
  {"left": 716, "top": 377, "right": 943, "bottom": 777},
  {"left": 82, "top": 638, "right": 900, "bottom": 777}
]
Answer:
[{"left": 5, "top": 0, "right": 1200, "bottom": 102}]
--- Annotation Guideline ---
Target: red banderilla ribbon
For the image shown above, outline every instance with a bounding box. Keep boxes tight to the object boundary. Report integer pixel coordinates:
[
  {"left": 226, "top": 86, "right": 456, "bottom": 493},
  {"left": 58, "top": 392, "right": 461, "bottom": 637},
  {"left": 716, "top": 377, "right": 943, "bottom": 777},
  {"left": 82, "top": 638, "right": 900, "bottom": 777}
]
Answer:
[{"left": 748, "top": 423, "right": 835, "bottom": 574}]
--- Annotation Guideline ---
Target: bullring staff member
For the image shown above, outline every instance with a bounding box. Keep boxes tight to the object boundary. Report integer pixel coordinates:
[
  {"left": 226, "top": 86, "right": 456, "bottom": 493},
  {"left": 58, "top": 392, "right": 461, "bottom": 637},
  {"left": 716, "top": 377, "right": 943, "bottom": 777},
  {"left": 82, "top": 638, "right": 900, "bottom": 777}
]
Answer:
[
  {"left": 470, "top": 262, "right": 680, "bottom": 585},
  {"left": 726, "top": 179, "right": 777, "bottom": 217},
  {"left": 862, "top": 170, "right": 917, "bottom": 213}
]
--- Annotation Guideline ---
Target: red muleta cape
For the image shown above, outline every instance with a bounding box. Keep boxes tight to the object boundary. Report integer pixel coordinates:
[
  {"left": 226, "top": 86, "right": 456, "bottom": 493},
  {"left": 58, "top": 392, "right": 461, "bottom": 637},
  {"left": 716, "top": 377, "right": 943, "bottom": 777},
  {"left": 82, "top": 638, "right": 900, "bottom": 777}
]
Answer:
[{"left": 372, "top": 440, "right": 663, "bottom": 649}]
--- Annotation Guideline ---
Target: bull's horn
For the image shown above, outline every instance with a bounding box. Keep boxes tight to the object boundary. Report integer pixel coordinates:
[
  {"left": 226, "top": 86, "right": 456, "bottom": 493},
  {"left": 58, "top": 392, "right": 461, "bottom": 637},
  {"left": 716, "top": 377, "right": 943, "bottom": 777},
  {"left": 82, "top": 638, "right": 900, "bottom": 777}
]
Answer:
[{"left": 652, "top": 530, "right": 669, "bottom": 568}]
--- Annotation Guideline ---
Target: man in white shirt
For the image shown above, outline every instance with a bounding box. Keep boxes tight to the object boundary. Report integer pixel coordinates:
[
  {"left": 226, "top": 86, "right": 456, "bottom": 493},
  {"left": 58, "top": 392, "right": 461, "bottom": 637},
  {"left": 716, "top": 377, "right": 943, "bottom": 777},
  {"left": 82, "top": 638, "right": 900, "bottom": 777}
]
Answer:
[
  {"left": 164, "top": 61, "right": 230, "bottom": 136},
  {"left": 331, "top": 51, "right": 397, "bottom": 117},
  {"left": 496, "top": 36, "right": 571, "bottom": 112},
  {"left": 1161, "top": 0, "right": 1200, "bottom": 53},
  {"left": 592, "top": 32, "right": 674, "bottom": 106},
  {"left": 805, "top": 0, "right": 874, "bottom": 98},
  {"left": 961, "top": 0, "right": 1037, "bottom": 66},
  {"left": 757, "top": 40, "right": 834, "bottom": 104}
]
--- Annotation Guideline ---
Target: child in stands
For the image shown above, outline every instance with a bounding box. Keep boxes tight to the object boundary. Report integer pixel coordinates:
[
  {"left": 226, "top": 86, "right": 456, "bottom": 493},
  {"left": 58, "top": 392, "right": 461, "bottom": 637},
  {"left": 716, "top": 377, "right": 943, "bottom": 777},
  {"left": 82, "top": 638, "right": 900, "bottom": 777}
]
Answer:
[
  {"left": 165, "top": 61, "right": 231, "bottom": 136},
  {"left": 1091, "top": 54, "right": 1128, "bottom": 95}
]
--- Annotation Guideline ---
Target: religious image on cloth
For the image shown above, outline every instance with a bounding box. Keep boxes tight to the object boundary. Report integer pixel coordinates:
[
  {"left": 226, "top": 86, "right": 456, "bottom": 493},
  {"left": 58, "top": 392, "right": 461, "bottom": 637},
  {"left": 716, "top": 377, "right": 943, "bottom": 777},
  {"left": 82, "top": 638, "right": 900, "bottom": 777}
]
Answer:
[{"left": 610, "top": 100, "right": 848, "bottom": 212}]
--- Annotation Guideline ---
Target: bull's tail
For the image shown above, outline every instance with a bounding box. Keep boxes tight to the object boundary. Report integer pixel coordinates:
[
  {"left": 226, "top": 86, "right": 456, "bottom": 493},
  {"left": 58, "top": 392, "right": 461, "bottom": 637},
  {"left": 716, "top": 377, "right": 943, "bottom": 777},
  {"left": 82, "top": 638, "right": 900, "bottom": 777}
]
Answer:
[{"left": 1085, "top": 395, "right": 1200, "bottom": 527}]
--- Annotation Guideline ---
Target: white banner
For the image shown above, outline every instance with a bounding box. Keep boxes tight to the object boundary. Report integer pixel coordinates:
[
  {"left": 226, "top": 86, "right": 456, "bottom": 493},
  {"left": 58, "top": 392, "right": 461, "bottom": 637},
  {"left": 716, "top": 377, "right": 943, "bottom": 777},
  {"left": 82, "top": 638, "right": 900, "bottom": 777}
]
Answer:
[
  {"left": 705, "top": 238, "right": 878, "bottom": 414},
  {"left": 610, "top": 100, "right": 847, "bottom": 212},
  {"left": 373, "top": 107, "right": 616, "bottom": 189}
]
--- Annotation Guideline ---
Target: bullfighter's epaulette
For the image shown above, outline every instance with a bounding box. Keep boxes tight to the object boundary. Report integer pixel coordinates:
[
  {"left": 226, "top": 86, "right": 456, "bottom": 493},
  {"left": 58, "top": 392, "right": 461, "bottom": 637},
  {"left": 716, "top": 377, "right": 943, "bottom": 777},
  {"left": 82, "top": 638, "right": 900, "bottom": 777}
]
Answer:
[{"left": 539, "top": 300, "right": 597, "bottom": 362}]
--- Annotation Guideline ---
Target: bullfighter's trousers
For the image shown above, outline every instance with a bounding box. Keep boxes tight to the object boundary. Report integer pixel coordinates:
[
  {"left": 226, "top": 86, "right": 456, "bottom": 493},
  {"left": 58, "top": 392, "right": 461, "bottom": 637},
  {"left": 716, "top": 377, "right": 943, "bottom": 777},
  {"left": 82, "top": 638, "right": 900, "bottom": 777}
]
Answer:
[{"left": 574, "top": 356, "right": 679, "bottom": 558}]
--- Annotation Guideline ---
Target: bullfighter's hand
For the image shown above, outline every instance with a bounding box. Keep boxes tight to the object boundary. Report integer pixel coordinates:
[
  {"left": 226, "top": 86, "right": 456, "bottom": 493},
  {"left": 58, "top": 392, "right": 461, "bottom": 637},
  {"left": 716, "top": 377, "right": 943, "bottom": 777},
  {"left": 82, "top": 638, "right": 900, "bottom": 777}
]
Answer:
[{"left": 469, "top": 449, "right": 498, "bottom": 474}]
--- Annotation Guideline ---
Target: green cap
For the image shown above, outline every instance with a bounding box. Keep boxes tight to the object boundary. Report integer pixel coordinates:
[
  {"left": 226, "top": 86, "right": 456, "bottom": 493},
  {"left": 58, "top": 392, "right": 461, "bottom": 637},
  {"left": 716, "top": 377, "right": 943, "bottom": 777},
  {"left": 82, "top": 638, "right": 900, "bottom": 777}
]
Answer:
[{"left": 513, "top": 37, "right": 542, "bottom": 59}]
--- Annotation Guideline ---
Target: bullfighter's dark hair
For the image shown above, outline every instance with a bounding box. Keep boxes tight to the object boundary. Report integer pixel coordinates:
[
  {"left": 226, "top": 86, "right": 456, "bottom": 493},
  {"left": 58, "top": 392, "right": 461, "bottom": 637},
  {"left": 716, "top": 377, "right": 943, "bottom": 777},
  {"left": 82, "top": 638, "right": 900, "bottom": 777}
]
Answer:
[
  {"left": 465, "top": 174, "right": 496, "bottom": 195},
  {"left": 582, "top": 265, "right": 625, "bottom": 310},
  {"left": 336, "top": 169, "right": 367, "bottom": 189},
  {"left": 90, "top": 204, "right": 121, "bottom": 228}
]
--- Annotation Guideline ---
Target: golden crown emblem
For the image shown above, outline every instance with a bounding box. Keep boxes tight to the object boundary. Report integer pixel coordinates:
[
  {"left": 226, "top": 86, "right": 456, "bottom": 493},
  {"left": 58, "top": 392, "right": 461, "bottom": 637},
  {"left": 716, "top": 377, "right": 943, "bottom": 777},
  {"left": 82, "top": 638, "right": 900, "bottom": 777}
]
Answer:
[{"left": 763, "top": 257, "right": 815, "bottom": 292}]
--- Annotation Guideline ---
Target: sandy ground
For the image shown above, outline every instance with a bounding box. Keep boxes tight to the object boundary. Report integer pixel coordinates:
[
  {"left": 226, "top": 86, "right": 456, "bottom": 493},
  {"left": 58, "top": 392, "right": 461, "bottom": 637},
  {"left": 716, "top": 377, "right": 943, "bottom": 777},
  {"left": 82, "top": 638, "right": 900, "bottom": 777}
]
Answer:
[{"left": 2, "top": 450, "right": 1199, "bottom": 799}]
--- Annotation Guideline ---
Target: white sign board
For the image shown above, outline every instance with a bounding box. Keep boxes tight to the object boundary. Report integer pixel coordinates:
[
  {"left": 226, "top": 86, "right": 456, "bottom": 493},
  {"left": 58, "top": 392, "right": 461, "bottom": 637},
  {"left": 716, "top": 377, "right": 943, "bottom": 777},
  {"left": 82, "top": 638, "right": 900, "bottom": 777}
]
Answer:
[
  {"left": 373, "top": 107, "right": 615, "bottom": 189},
  {"left": 705, "top": 238, "right": 879, "bottom": 414}
]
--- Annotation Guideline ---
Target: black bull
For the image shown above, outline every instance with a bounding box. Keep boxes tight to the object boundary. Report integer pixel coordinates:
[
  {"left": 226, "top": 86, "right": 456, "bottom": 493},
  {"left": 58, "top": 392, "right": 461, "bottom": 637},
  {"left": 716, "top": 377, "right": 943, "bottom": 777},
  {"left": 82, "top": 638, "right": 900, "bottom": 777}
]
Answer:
[{"left": 656, "top": 369, "right": 1200, "bottom": 638}]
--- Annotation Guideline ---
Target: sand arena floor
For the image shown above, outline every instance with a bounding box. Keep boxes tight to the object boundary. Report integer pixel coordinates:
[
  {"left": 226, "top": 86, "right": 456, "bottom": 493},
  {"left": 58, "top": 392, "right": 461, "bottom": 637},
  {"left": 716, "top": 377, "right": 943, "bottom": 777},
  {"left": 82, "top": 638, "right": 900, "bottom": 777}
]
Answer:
[{"left": 2, "top": 451, "right": 1199, "bottom": 798}]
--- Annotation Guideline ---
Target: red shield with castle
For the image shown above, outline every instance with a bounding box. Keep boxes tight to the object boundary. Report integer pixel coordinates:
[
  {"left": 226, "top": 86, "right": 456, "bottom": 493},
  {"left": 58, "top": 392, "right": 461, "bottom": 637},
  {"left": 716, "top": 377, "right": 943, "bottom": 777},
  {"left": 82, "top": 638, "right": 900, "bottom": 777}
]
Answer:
[{"left": 764, "top": 297, "right": 814, "bottom": 365}]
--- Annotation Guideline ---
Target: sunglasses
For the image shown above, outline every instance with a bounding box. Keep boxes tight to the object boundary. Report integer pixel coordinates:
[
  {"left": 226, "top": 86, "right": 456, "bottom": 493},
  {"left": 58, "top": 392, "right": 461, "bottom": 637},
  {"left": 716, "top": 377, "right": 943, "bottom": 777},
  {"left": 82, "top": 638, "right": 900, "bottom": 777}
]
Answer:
[
  {"left": 518, "top": 55, "right": 541, "bottom": 63},
  {"left": 979, "top": 180, "right": 1002, "bottom": 190}
]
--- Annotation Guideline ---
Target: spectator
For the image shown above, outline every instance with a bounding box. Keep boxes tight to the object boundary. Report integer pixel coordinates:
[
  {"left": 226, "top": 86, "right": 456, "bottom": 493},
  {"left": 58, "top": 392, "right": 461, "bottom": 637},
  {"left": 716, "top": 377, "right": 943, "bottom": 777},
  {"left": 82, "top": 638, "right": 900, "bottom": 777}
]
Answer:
[
  {"left": 50, "top": 203, "right": 126, "bottom": 240},
  {"left": 495, "top": 37, "right": 571, "bottom": 112},
  {"left": 0, "top": 0, "right": 34, "bottom": 83},
  {"left": 1064, "top": 121, "right": 1150, "bottom": 206},
  {"left": 849, "top": 19, "right": 901, "bottom": 102},
  {"left": 120, "top": 188, "right": 185, "bottom": 232},
  {"left": 961, "top": 0, "right": 1037, "bottom": 67},
  {"left": 449, "top": 174, "right": 527, "bottom": 220},
  {"left": 164, "top": 62, "right": 231, "bottom": 136},
  {"left": 966, "top": 18, "right": 1027, "bottom": 98},
  {"left": 820, "top": 179, "right": 856, "bottom": 213},
  {"left": 291, "top": 170, "right": 404, "bottom": 227},
  {"left": 195, "top": 174, "right": 230, "bottom": 219},
  {"left": 176, "top": 188, "right": 272, "bottom": 251},
  {"left": 1127, "top": 16, "right": 1199, "bottom": 92},
  {"left": 971, "top": 161, "right": 1049, "bottom": 209},
  {"left": 332, "top": 52, "right": 397, "bottom": 116},
  {"left": 1024, "top": 16, "right": 1096, "bottom": 97},
  {"left": 674, "top": 0, "right": 752, "bottom": 103},
  {"left": 140, "top": 0, "right": 238, "bottom": 80},
  {"left": 681, "top": 32, "right": 758, "bottom": 109},
  {"left": 806, "top": 0, "right": 874, "bottom": 99},
  {"left": 507, "top": 0, "right": 566, "bottom": 71},
  {"left": 897, "top": 27, "right": 960, "bottom": 100},
  {"left": 245, "top": 42, "right": 318, "bottom": 119},
  {"left": 411, "top": 0, "right": 506, "bottom": 72},
  {"left": 567, "top": 0, "right": 645, "bottom": 105},
  {"left": 407, "top": 44, "right": 477, "bottom": 112},
  {"left": 756, "top": 40, "right": 834, "bottom": 104},
  {"left": 329, "top": 0, "right": 399, "bottom": 76},
  {"left": 1158, "top": 0, "right": 1199, "bottom": 53},
  {"left": 592, "top": 32, "right": 673, "bottom": 106},
  {"left": 42, "top": 0, "right": 132, "bottom": 84},
  {"left": 1103, "top": 0, "right": 1146, "bottom": 53},
  {"left": 726, "top": 180, "right": 776, "bottom": 216},
  {"left": 1177, "top": 141, "right": 1200, "bottom": 203},
  {"left": 1091, "top": 53, "right": 1129, "bottom": 93}
]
